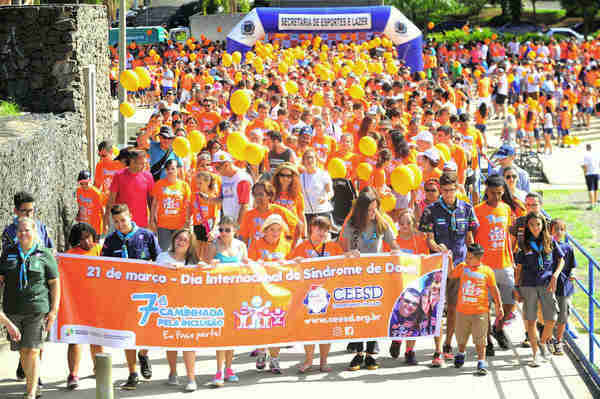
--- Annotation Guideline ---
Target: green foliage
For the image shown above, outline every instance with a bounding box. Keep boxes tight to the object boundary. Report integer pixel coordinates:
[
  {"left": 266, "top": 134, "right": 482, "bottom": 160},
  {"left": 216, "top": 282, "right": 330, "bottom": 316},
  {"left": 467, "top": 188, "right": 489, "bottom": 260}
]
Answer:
[
  {"left": 0, "top": 101, "right": 20, "bottom": 117},
  {"left": 238, "top": 0, "right": 251, "bottom": 13},
  {"left": 385, "top": 0, "right": 469, "bottom": 27},
  {"left": 429, "top": 28, "right": 552, "bottom": 45},
  {"left": 509, "top": 0, "right": 522, "bottom": 23}
]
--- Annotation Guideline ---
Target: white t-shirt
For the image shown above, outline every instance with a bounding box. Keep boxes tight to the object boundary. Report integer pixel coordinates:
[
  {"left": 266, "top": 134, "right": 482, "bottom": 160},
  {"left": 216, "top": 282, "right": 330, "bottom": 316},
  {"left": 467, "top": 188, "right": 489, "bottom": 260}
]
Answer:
[
  {"left": 156, "top": 251, "right": 195, "bottom": 268},
  {"left": 583, "top": 151, "right": 600, "bottom": 175},
  {"left": 300, "top": 169, "right": 333, "bottom": 214},
  {"left": 544, "top": 113, "right": 553, "bottom": 129}
]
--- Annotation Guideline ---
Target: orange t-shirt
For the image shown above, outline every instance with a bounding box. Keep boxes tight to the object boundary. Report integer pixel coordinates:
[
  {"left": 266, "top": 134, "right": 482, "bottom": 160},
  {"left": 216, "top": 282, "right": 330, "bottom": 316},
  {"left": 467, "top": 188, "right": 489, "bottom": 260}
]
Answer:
[
  {"left": 274, "top": 191, "right": 305, "bottom": 219},
  {"left": 76, "top": 186, "right": 106, "bottom": 235},
  {"left": 395, "top": 234, "right": 429, "bottom": 255},
  {"left": 288, "top": 240, "right": 344, "bottom": 259},
  {"left": 248, "top": 237, "right": 292, "bottom": 261},
  {"left": 94, "top": 157, "right": 124, "bottom": 195},
  {"left": 311, "top": 135, "right": 336, "bottom": 166},
  {"left": 196, "top": 111, "right": 222, "bottom": 133},
  {"left": 239, "top": 204, "right": 299, "bottom": 247},
  {"left": 474, "top": 202, "right": 513, "bottom": 270},
  {"left": 67, "top": 243, "right": 102, "bottom": 256},
  {"left": 151, "top": 179, "right": 191, "bottom": 230},
  {"left": 450, "top": 262, "right": 496, "bottom": 315}
]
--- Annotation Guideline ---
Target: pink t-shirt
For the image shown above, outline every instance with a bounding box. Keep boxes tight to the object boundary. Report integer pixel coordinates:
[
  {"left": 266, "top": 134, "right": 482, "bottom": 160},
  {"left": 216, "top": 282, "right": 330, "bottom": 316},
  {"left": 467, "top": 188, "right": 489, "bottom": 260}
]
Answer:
[{"left": 110, "top": 168, "right": 154, "bottom": 227}]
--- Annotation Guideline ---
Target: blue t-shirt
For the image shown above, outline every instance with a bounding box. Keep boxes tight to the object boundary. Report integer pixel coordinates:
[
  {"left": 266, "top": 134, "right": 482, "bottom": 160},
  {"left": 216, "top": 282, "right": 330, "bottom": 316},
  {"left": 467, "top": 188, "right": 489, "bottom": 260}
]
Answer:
[
  {"left": 516, "top": 241, "right": 564, "bottom": 287},
  {"left": 148, "top": 141, "right": 183, "bottom": 180},
  {"left": 554, "top": 239, "right": 576, "bottom": 297},
  {"left": 101, "top": 227, "right": 160, "bottom": 261},
  {"left": 418, "top": 198, "right": 479, "bottom": 265}
]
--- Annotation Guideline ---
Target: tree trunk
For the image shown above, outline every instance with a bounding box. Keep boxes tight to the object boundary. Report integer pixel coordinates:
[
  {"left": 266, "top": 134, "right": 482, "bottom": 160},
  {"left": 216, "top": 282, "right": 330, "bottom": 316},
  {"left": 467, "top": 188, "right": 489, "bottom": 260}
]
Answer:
[{"left": 532, "top": 0, "right": 537, "bottom": 26}]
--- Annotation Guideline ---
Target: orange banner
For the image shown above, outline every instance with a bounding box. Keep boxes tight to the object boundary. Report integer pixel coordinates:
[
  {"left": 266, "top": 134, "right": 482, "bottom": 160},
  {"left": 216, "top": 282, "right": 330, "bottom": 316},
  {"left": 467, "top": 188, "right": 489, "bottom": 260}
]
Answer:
[{"left": 52, "top": 252, "right": 448, "bottom": 349}]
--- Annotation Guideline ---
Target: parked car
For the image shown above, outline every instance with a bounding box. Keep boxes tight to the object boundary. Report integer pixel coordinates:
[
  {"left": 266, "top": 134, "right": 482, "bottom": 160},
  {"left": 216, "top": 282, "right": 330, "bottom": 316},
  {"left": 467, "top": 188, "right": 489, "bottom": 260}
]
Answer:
[
  {"left": 496, "top": 22, "right": 540, "bottom": 34},
  {"left": 543, "top": 27, "right": 587, "bottom": 42}
]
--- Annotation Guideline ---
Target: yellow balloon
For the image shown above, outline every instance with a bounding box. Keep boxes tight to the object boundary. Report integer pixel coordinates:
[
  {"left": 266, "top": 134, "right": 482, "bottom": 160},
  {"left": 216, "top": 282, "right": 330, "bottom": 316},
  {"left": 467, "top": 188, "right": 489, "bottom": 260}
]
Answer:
[
  {"left": 232, "top": 51, "right": 242, "bottom": 64},
  {"left": 226, "top": 131, "right": 248, "bottom": 160},
  {"left": 380, "top": 193, "right": 397, "bottom": 213},
  {"left": 356, "top": 162, "right": 373, "bottom": 181},
  {"left": 563, "top": 136, "right": 572, "bottom": 145},
  {"left": 406, "top": 164, "right": 422, "bottom": 189},
  {"left": 348, "top": 84, "right": 365, "bottom": 100},
  {"left": 278, "top": 62, "right": 289, "bottom": 75},
  {"left": 435, "top": 143, "right": 451, "bottom": 162},
  {"left": 245, "top": 51, "right": 255, "bottom": 63},
  {"left": 285, "top": 80, "right": 298, "bottom": 95},
  {"left": 120, "top": 70, "right": 139, "bottom": 91},
  {"left": 119, "top": 102, "right": 135, "bottom": 118},
  {"left": 234, "top": 71, "right": 243, "bottom": 83},
  {"left": 134, "top": 67, "right": 151, "bottom": 89},
  {"left": 188, "top": 130, "right": 206, "bottom": 153},
  {"left": 222, "top": 53, "right": 233, "bottom": 67},
  {"left": 572, "top": 136, "right": 581, "bottom": 145},
  {"left": 312, "top": 92, "right": 324, "bottom": 107},
  {"left": 359, "top": 136, "right": 377, "bottom": 157},
  {"left": 327, "top": 158, "right": 346, "bottom": 179},
  {"left": 391, "top": 166, "right": 414, "bottom": 195},
  {"left": 172, "top": 136, "right": 191, "bottom": 158},
  {"left": 244, "top": 142, "right": 265, "bottom": 165},
  {"left": 386, "top": 62, "right": 398, "bottom": 75},
  {"left": 230, "top": 90, "right": 251, "bottom": 116}
]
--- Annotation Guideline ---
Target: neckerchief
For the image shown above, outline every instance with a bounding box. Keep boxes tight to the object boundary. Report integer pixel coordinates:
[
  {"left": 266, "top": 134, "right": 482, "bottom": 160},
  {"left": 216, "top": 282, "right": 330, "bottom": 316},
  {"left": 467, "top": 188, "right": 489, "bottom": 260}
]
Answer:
[
  {"left": 116, "top": 223, "right": 138, "bottom": 258},
  {"left": 529, "top": 239, "right": 545, "bottom": 270},
  {"left": 17, "top": 242, "right": 38, "bottom": 290},
  {"left": 438, "top": 198, "right": 458, "bottom": 232}
]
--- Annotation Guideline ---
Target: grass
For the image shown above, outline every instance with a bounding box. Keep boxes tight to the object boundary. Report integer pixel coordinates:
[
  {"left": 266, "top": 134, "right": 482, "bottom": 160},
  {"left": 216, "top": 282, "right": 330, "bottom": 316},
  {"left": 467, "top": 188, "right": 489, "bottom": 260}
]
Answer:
[
  {"left": 0, "top": 100, "right": 20, "bottom": 117},
  {"left": 541, "top": 189, "right": 600, "bottom": 334}
]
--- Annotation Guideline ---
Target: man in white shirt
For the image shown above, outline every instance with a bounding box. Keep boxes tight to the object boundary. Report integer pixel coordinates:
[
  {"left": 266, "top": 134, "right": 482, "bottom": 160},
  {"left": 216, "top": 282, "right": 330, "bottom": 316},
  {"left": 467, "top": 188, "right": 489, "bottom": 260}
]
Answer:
[{"left": 582, "top": 144, "right": 600, "bottom": 209}]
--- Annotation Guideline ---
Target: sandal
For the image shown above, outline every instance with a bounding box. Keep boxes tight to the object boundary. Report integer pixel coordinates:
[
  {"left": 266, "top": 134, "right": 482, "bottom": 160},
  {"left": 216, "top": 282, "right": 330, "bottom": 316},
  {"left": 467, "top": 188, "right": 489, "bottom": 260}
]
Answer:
[
  {"left": 319, "top": 364, "right": 332, "bottom": 372},
  {"left": 298, "top": 363, "right": 313, "bottom": 374}
]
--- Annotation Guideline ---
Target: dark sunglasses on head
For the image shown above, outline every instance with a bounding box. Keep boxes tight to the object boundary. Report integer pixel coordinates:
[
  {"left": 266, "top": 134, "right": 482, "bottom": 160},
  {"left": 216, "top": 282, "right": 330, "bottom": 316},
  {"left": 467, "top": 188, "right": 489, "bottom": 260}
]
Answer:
[
  {"left": 505, "top": 174, "right": 518, "bottom": 180},
  {"left": 219, "top": 227, "right": 233, "bottom": 233}
]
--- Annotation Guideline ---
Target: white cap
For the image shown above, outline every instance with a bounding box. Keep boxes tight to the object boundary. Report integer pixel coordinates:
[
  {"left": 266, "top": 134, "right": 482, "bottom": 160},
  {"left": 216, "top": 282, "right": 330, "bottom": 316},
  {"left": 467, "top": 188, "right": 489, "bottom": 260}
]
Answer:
[
  {"left": 212, "top": 150, "right": 233, "bottom": 163},
  {"left": 419, "top": 148, "right": 440, "bottom": 163},
  {"left": 415, "top": 130, "right": 434, "bottom": 144}
]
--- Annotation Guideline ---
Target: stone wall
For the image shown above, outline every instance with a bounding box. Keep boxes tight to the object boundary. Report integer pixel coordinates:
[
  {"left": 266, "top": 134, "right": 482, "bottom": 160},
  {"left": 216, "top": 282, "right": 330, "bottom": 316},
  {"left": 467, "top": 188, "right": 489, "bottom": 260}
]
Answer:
[{"left": 0, "top": 5, "right": 111, "bottom": 134}]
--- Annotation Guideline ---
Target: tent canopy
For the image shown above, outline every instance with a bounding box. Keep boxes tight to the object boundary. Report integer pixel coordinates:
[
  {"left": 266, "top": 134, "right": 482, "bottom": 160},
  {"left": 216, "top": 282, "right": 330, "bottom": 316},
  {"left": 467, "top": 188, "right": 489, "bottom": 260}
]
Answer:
[{"left": 226, "top": 6, "right": 423, "bottom": 71}]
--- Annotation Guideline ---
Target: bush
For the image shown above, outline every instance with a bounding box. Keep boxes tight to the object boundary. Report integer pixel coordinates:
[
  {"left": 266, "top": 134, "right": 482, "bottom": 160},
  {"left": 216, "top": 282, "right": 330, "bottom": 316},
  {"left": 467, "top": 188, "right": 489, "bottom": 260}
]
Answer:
[
  {"left": 428, "top": 28, "right": 553, "bottom": 45},
  {"left": 0, "top": 100, "right": 20, "bottom": 117}
]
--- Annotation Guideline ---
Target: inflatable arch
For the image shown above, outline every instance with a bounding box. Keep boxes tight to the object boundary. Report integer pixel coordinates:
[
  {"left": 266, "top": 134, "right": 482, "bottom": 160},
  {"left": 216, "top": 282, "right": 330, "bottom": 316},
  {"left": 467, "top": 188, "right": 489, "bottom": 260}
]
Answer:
[{"left": 226, "top": 6, "right": 423, "bottom": 71}]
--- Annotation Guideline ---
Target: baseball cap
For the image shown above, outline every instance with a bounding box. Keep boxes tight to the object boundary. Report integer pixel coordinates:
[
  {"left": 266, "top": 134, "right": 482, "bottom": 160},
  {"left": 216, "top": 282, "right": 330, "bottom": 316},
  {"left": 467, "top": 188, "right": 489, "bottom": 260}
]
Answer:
[
  {"left": 495, "top": 144, "right": 516, "bottom": 159},
  {"left": 77, "top": 170, "right": 91, "bottom": 182},
  {"left": 299, "top": 125, "right": 313, "bottom": 136},
  {"left": 212, "top": 150, "right": 233, "bottom": 163},
  {"left": 419, "top": 148, "right": 440, "bottom": 164},
  {"left": 159, "top": 126, "right": 175, "bottom": 139},
  {"left": 414, "top": 130, "right": 434, "bottom": 144},
  {"left": 260, "top": 214, "right": 289, "bottom": 233}
]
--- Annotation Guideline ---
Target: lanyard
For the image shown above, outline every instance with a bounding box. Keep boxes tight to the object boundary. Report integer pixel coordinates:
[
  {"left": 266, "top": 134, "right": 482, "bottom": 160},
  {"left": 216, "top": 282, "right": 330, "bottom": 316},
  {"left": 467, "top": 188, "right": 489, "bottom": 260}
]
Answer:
[
  {"left": 116, "top": 223, "right": 138, "bottom": 258},
  {"left": 17, "top": 243, "right": 38, "bottom": 291},
  {"left": 309, "top": 240, "right": 326, "bottom": 257},
  {"left": 438, "top": 198, "right": 458, "bottom": 232}
]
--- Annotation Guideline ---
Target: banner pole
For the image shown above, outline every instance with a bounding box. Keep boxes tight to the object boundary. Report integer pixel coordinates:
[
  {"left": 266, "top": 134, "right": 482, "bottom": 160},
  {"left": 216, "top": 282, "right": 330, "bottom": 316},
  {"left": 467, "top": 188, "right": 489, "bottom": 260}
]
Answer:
[{"left": 95, "top": 353, "right": 114, "bottom": 399}]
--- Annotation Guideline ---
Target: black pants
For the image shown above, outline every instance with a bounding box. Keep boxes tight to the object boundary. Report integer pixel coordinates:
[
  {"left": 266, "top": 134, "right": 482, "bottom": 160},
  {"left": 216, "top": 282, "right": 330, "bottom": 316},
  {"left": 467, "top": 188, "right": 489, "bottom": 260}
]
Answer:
[{"left": 351, "top": 341, "right": 377, "bottom": 354}]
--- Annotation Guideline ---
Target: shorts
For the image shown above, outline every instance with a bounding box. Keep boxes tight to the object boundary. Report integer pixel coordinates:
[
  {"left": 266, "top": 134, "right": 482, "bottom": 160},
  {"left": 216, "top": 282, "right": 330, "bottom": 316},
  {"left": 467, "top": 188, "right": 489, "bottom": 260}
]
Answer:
[
  {"left": 493, "top": 268, "right": 515, "bottom": 305},
  {"left": 157, "top": 227, "right": 177, "bottom": 252},
  {"left": 585, "top": 107, "right": 594, "bottom": 115},
  {"left": 193, "top": 224, "right": 209, "bottom": 242},
  {"left": 557, "top": 296, "right": 571, "bottom": 324},
  {"left": 475, "top": 124, "right": 486, "bottom": 134},
  {"left": 586, "top": 174, "right": 599, "bottom": 192},
  {"left": 456, "top": 312, "right": 489, "bottom": 346},
  {"left": 533, "top": 128, "right": 541, "bottom": 139},
  {"left": 446, "top": 277, "right": 460, "bottom": 306},
  {"left": 516, "top": 129, "right": 524, "bottom": 139},
  {"left": 7, "top": 313, "right": 47, "bottom": 351},
  {"left": 560, "top": 129, "right": 570, "bottom": 137},
  {"left": 495, "top": 94, "right": 507, "bottom": 105},
  {"left": 544, "top": 128, "right": 554, "bottom": 138},
  {"left": 519, "top": 285, "right": 559, "bottom": 321}
]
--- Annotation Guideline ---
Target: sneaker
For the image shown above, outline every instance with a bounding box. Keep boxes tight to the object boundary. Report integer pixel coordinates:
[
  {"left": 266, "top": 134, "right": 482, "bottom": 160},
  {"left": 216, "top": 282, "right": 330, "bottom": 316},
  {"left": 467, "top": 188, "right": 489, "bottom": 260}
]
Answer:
[
  {"left": 138, "top": 353, "right": 152, "bottom": 379},
  {"left": 553, "top": 340, "right": 564, "bottom": 356},
  {"left": 521, "top": 333, "right": 531, "bottom": 348},
  {"left": 250, "top": 349, "right": 260, "bottom": 357},
  {"left": 121, "top": 373, "right": 139, "bottom": 390},
  {"left": 184, "top": 378, "right": 197, "bottom": 392},
  {"left": 529, "top": 355, "right": 540, "bottom": 368},
  {"left": 390, "top": 341, "right": 401, "bottom": 359},
  {"left": 67, "top": 375, "right": 79, "bottom": 390},
  {"left": 405, "top": 350, "right": 418, "bottom": 365},
  {"left": 538, "top": 342, "right": 550, "bottom": 361},
  {"left": 211, "top": 371, "right": 224, "bottom": 387},
  {"left": 547, "top": 340, "right": 556, "bottom": 355},
  {"left": 348, "top": 354, "right": 364, "bottom": 371},
  {"left": 167, "top": 373, "right": 178, "bottom": 386},
  {"left": 492, "top": 326, "right": 510, "bottom": 350},
  {"left": 256, "top": 351, "right": 267, "bottom": 370},
  {"left": 16, "top": 362, "right": 25, "bottom": 381},
  {"left": 225, "top": 368, "right": 239, "bottom": 382},
  {"left": 454, "top": 353, "right": 465, "bottom": 368},
  {"left": 476, "top": 360, "right": 488, "bottom": 375},
  {"left": 38, "top": 378, "right": 43, "bottom": 388},
  {"left": 269, "top": 357, "right": 282, "bottom": 374},
  {"left": 443, "top": 344, "right": 454, "bottom": 360},
  {"left": 431, "top": 352, "right": 443, "bottom": 368},
  {"left": 346, "top": 342, "right": 359, "bottom": 353},
  {"left": 486, "top": 342, "right": 495, "bottom": 357},
  {"left": 365, "top": 355, "right": 379, "bottom": 370},
  {"left": 503, "top": 311, "right": 517, "bottom": 326}
]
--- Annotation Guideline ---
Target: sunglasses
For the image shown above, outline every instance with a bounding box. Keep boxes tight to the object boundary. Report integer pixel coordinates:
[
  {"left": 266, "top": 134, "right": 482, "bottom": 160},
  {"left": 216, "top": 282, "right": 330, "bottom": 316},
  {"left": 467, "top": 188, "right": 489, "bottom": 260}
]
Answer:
[
  {"left": 505, "top": 175, "right": 518, "bottom": 180},
  {"left": 279, "top": 173, "right": 293, "bottom": 178},
  {"left": 219, "top": 227, "right": 233, "bottom": 233},
  {"left": 403, "top": 298, "right": 419, "bottom": 307},
  {"left": 424, "top": 188, "right": 438, "bottom": 193}
]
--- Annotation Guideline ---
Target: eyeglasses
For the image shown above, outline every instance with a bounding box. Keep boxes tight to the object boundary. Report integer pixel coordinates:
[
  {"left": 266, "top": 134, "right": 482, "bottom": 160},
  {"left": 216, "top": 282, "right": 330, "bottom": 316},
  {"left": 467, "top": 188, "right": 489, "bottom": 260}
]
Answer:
[
  {"left": 219, "top": 227, "right": 233, "bottom": 233},
  {"left": 279, "top": 173, "right": 293, "bottom": 178},
  {"left": 505, "top": 175, "right": 518, "bottom": 180}
]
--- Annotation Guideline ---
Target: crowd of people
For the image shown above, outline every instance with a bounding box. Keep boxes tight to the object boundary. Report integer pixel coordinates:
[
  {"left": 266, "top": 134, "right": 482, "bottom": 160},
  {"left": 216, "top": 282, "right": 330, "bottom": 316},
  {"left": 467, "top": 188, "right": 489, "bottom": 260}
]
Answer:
[{"left": 3, "top": 29, "right": 595, "bottom": 398}]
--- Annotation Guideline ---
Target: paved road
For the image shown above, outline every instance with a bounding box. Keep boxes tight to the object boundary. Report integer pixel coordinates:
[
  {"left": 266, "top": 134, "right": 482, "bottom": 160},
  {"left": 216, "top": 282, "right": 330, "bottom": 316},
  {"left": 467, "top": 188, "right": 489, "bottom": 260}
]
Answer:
[{"left": 0, "top": 317, "right": 592, "bottom": 399}]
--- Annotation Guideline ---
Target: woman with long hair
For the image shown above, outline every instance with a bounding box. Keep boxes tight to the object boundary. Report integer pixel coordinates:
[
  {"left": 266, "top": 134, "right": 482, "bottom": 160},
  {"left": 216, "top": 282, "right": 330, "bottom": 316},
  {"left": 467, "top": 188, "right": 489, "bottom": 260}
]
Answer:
[
  {"left": 272, "top": 163, "right": 306, "bottom": 224},
  {"left": 515, "top": 213, "right": 564, "bottom": 367},
  {"left": 156, "top": 229, "right": 199, "bottom": 391},
  {"left": 300, "top": 149, "right": 334, "bottom": 226},
  {"left": 340, "top": 187, "right": 400, "bottom": 371}
]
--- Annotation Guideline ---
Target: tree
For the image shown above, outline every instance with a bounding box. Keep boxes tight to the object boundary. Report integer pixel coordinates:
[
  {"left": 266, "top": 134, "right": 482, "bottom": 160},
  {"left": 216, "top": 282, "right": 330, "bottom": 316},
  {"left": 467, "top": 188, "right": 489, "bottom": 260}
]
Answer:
[
  {"left": 385, "top": 0, "right": 461, "bottom": 28},
  {"left": 509, "top": 0, "right": 522, "bottom": 24},
  {"left": 560, "top": 0, "right": 600, "bottom": 38}
]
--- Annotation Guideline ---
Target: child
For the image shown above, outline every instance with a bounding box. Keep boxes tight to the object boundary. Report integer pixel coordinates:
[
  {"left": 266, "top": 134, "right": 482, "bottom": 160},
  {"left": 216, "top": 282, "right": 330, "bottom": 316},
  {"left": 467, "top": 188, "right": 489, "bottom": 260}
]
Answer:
[
  {"left": 542, "top": 105, "right": 554, "bottom": 156},
  {"left": 550, "top": 219, "right": 577, "bottom": 356},
  {"left": 76, "top": 171, "right": 106, "bottom": 236},
  {"left": 191, "top": 170, "right": 219, "bottom": 261},
  {"left": 450, "top": 244, "right": 503, "bottom": 375}
]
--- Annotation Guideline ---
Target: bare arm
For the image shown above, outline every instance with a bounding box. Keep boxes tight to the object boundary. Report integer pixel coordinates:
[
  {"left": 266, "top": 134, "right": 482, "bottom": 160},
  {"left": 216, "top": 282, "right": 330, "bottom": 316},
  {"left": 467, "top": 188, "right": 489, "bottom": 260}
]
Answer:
[
  {"left": 466, "top": 231, "right": 474, "bottom": 245},
  {"left": 548, "top": 257, "right": 565, "bottom": 293},
  {"left": 46, "top": 278, "right": 60, "bottom": 331},
  {"left": 103, "top": 191, "right": 117, "bottom": 229},
  {"left": 490, "top": 284, "right": 504, "bottom": 319},
  {"left": 0, "top": 276, "right": 20, "bottom": 341},
  {"left": 237, "top": 203, "right": 249, "bottom": 226}
]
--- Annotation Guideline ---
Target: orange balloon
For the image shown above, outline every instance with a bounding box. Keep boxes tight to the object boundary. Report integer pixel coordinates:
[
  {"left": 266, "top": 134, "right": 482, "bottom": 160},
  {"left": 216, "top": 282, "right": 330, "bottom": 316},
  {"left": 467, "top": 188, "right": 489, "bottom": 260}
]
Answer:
[
  {"left": 217, "top": 26, "right": 222, "bottom": 33},
  {"left": 428, "top": 22, "right": 435, "bottom": 30},
  {"left": 146, "top": 29, "right": 152, "bottom": 36}
]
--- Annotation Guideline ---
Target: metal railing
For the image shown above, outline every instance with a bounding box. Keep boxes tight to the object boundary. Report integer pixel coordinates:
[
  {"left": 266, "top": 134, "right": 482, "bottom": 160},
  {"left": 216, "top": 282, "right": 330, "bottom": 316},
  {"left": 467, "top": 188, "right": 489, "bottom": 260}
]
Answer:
[{"left": 562, "top": 230, "right": 600, "bottom": 388}]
